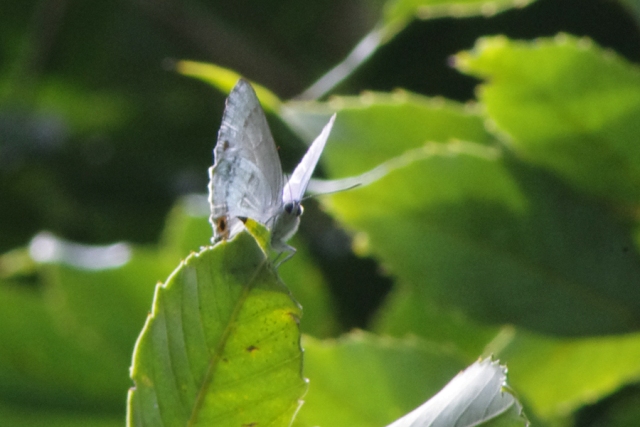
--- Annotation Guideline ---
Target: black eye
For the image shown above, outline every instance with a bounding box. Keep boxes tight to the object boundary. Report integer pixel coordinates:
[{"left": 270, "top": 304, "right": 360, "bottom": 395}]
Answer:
[
  {"left": 284, "top": 202, "right": 303, "bottom": 216},
  {"left": 284, "top": 202, "right": 294, "bottom": 214}
]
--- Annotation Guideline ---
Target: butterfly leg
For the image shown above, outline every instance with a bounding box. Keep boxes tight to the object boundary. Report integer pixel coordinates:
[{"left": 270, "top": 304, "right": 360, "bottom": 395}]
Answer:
[{"left": 273, "top": 244, "right": 296, "bottom": 268}]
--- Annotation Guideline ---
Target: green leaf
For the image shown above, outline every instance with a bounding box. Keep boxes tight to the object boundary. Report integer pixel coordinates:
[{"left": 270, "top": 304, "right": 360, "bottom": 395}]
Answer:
[
  {"left": 283, "top": 95, "right": 640, "bottom": 335},
  {"left": 283, "top": 91, "right": 496, "bottom": 177},
  {"left": 383, "top": 0, "right": 538, "bottom": 35},
  {"left": 330, "top": 142, "right": 640, "bottom": 335},
  {"left": 0, "top": 232, "right": 170, "bottom": 412},
  {"left": 278, "top": 236, "right": 341, "bottom": 338},
  {"left": 373, "top": 284, "right": 501, "bottom": 359},
  {"left": 454, "top": 34, "right": 640, "bottom": 205},
  {"left": 160, "top": 195, "right": 213, "bottom": 258},
  {"left": 0, "top": 403, "right": 122, "bottom": 427},
  {"left": 160, "top": 195, "right": 340, "bottom": 338},
  {"left": 495, "top": 330, "right": 640, "bottom": 420},
  {"left": 294, "top": 332, "right": 467, "bottom": 427},
  {"left": 176, "top": 61, "right": 282, "bottom": 113},
  {"left": 127, "top": 231, "right": 306, "bottom": 427},
  {"left": 0, "top": 280, "right": 126, "bottom": 411}
]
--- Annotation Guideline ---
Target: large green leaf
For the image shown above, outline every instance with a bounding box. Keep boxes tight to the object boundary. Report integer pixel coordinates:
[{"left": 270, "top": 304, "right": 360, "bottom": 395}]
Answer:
[
  {"left": 285, "top": 97, "right": 640, "bottom": 336},
  {"left": 0, "top": 279, "right": 126, "bottom": 411},
  {"left": 0, "top": 232, "right": 168, "bottom": 413},
  {"left": 128, "top": 231, "right": 306, "bottom": 427},
  {"left": 294, "top": 332, "right": 467, "bottom": 427},
  {"left": 454, "top": 34, "right": 640, "bottom": 205}
]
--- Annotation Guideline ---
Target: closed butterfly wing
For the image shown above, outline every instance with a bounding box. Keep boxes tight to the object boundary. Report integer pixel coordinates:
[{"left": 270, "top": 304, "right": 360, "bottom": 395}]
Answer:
[
  {"left": 209, "top": 79, "right": 284, "bottom": 241},
  {"left": 282, "top": 114, "right": 336, "bottom": 204},
  {"left": 271, "top": 114, "right": 336, "bottom": 259}
]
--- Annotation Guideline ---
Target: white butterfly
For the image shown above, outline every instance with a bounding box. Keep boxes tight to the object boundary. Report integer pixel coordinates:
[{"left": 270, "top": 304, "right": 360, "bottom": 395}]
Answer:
[{"left": 208, "top": 78, "right": 336, "bottom": 263}]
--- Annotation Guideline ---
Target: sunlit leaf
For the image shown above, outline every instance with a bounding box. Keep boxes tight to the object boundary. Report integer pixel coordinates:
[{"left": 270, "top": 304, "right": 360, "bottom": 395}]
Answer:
[
  {"left": 159, "top": 195, "right": 339, "bottom": 338},
  {"left": 127, "top": 231, "right": 306, "bottom": 427},
  {"left": 283, "top": 97, "right": 640, "bottom": 336},
  {"left": 283, "top": 91, "right": 496, "bottom": 177},
  {"left": 383, "top": 0, "right": 538, "bottom": 36},
  {"left": 454, "top": 34, "right": 640, "bottom": 205},
  {"left": 176, "top": 61, "right": 282, "bottom": 113}
]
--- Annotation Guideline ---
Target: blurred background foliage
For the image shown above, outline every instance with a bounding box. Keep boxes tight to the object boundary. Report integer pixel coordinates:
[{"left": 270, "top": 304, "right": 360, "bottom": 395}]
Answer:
[{"left": 2, "top": 0, "right": 640, "bottom": 426}]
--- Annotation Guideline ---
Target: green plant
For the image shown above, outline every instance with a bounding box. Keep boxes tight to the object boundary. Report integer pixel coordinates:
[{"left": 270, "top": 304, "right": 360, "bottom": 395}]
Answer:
[{"left": 2, "top": 0, "right": 640, "bottom": 426}]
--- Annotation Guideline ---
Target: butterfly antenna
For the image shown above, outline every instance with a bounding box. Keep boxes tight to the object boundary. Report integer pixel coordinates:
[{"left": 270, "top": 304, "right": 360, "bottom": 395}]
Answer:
[{"left": 301, "top": 182, "right": 361, "bottom": 201}]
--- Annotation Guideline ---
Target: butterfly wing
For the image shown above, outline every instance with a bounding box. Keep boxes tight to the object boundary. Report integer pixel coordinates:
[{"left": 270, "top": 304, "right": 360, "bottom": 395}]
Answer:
[
  {"left": 271, "top": 114, "right": 336, "bottom": 254},
  {"left": 209, "top": 79, "right": 284, "bottom": 241},
  {"left": 282, "top": 114, "right": 336, "bottom": 204}
]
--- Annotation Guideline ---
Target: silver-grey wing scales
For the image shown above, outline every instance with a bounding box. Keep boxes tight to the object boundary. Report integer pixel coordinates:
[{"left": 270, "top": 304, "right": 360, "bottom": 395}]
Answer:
[{"left": 208, "top": 79, "right": 284, "bottom": 242}]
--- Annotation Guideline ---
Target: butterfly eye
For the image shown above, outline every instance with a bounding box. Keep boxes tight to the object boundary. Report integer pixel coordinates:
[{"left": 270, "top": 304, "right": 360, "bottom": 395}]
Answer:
[
  {"left": 284, "top": 202, "right": 303, "bottom": 216},
  {"left": 216, "top": 217, "right": 227, "bottom": 232},
  {"left": 284, "top": 202, "right": 294, "bottom": 214}
]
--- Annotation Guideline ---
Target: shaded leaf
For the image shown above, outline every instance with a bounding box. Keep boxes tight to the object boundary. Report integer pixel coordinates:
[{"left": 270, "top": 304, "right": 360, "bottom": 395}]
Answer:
[
  {"left": 373, "top": 284, "right": 501, "bottom": 359},
  {"left": 160, "top": 194, "right": 213, "bottom": 259},
  {"left": 31, "top": 233, "right": 169, "bottom": 368},
  {"left": 619, "top": 0, "right": 640, "bottom": 28},
  {"left": 326, "top": 140, "right": 640, "bottom": 335},
  {"left": 494, "top": 330, "right": 640, "bottom": 419},
  {"left": 294, "top": 332, "right": 467, "bottom": 427},
  {"left": 454, "top": 34, "right": 640, "bottom": 205},
  {"left": 0, "top": 232, "right": 169, "bottom": 412},
  {"left": 127, "top": 231, "right": 306, "bottom": 427},
  {"left": 0, "top": 403, "right": 122, "bottom": 427},
  {"left": 0, "top": 280, "right": 127, "bottom": 411},
  {"left": 277, "top": 236, "right": 341, "bottom": 338},
  {"left": 284, "top": 96, "right": 640, "bottom": 335}
]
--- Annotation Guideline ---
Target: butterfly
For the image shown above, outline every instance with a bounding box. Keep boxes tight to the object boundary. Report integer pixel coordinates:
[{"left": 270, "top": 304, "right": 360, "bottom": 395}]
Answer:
[{"left": 208, "top": 78, "right": 336, "bottom": 263}]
